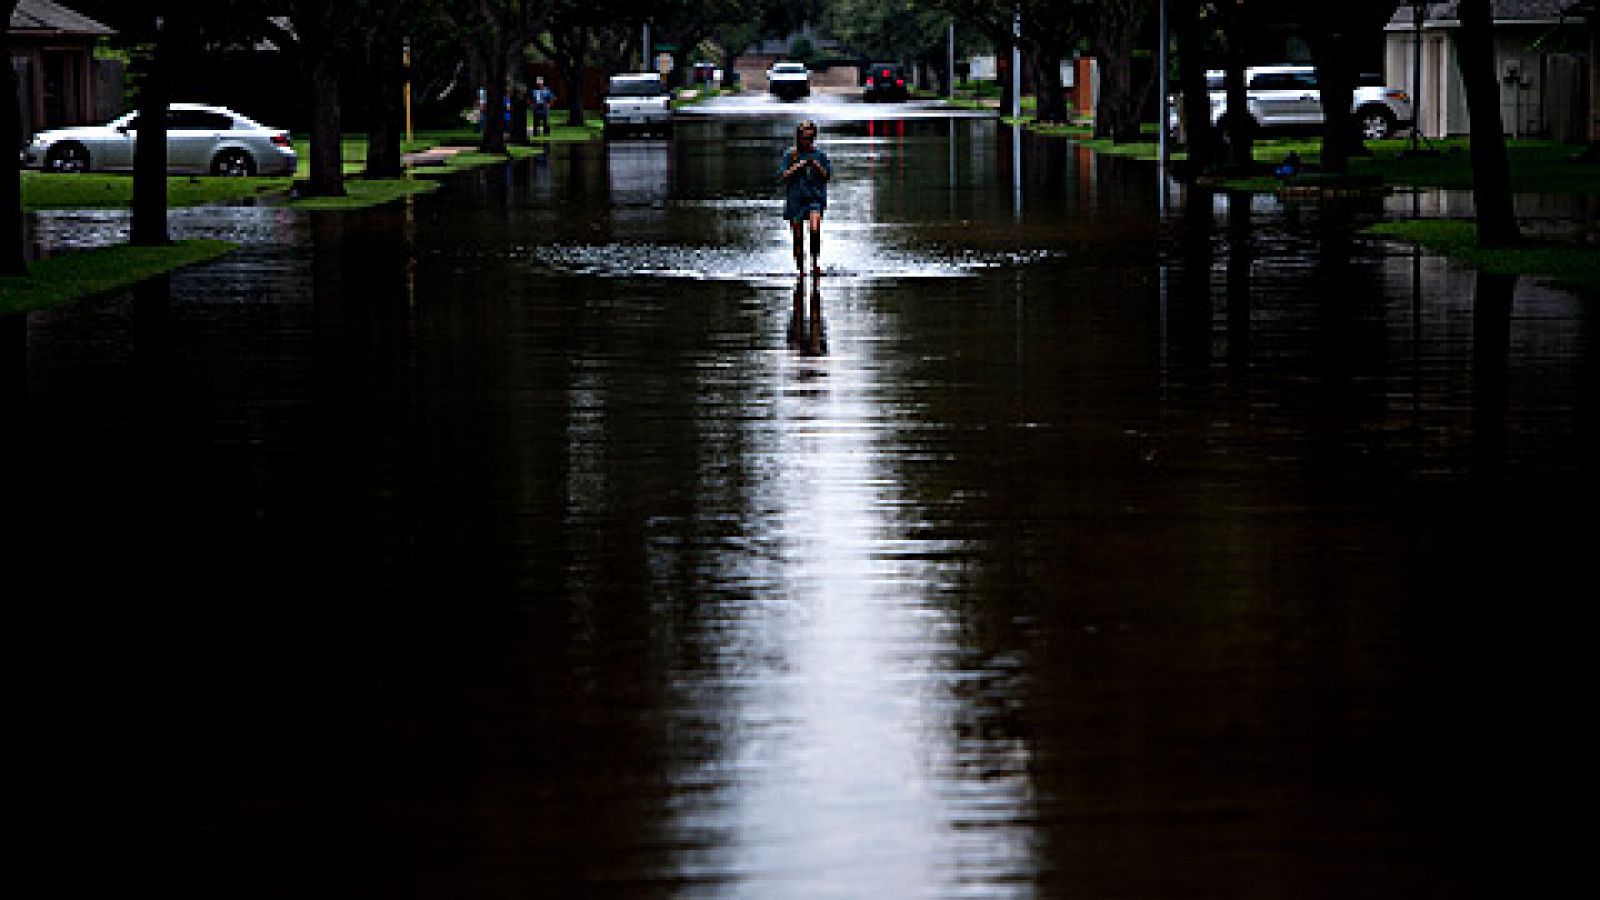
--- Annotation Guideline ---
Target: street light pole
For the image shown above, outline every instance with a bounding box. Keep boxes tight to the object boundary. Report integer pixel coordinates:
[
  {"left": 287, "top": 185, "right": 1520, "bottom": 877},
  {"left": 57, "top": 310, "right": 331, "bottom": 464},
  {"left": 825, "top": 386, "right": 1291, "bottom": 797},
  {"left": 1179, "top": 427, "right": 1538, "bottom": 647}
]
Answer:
[
  {"left": 948, "top": 22, "right": 956, "bottom": 99},
  {"left": 1011, "top": 6, "right": 1021, "bottom": 120},
  {"left": 1157, "top": 0, "right": 1169, "bottom": 181},
  {"left": 403, "top": 36, "right": 413, "bottom": 146},
  {"left": 642, "top": 22, "right": 651, "bottom": 72},
  {"left": 1410, "top": 1, "right": 1426, "bottom": 152}
]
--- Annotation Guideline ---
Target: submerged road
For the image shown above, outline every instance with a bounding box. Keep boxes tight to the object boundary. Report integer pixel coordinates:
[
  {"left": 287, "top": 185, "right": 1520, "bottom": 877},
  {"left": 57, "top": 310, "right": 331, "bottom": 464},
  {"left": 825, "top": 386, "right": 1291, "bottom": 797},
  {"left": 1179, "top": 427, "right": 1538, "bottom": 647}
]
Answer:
[{"left": 14, "top": 109, "right": 1595, "bottom": 897}]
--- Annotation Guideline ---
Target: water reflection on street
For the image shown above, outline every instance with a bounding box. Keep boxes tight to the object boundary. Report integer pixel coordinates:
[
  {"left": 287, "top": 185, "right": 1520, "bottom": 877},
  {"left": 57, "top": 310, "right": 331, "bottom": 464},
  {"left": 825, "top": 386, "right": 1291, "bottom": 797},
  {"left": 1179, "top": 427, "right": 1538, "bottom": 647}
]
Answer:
[{"left": 14, "top": 114, "right": 1594, "bottom": 897}]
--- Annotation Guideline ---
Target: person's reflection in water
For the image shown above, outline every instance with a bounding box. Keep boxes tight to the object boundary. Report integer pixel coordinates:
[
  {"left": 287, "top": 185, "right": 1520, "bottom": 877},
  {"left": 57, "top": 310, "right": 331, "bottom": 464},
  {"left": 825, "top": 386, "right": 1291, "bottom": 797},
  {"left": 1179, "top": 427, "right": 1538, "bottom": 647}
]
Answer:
[{"left": 787, "top": 276, "right": 827, "bottom": 356}]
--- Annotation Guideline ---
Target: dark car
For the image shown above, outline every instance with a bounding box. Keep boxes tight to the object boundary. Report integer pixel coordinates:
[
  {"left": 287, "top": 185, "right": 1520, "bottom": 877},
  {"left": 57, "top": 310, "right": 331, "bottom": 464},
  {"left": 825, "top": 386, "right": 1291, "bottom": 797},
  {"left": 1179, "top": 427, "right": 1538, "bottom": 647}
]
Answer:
[{"left": 862, "top": 62, "right": 907, "bottom": 102}]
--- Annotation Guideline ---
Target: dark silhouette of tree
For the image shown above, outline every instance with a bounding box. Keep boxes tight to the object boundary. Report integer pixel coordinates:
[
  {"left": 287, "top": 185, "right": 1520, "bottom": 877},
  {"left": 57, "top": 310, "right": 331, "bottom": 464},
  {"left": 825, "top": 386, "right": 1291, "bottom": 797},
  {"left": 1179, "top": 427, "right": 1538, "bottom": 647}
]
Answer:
[
  {"left": 1300, "top": 1, "right": 1401, "bottom": 173},
  {"left": 260, "top": 2, "right": 364, "bottom": 198},
  {"left": 1077, "top": 0, "right": 1154, "bottom": 142},
  {"left": 439, "top": 0, "right": 544, "bottom": 153},
  {"left": 1, "top": 0, "right": 26, "bottom": 274},
  {"left": 131, "top": 16, "right": 171, "bottom": 245},
  {"left": 1457, "top": 0, "right": 1520, "bottom": 246},
  {"left": 1171, "top": 2, "right": 1220, "bottom": 169}
]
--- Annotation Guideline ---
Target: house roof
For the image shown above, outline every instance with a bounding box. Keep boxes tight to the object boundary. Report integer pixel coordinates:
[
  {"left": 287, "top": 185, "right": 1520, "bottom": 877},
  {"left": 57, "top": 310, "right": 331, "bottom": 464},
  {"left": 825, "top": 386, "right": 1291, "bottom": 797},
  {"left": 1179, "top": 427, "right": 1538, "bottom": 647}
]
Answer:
[
  {"left": 9, "top": 0, "right": 115, "bottom": 36},
  {"left": 1390, "top": 0, "right": 1588, "bottom": 25}
]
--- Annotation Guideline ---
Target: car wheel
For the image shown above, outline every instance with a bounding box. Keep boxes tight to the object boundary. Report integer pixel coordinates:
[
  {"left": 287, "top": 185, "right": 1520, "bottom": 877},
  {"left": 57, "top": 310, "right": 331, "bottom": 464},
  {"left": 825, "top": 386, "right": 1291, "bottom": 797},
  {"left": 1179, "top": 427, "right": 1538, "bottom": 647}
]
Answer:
[
  {"left": 210, "top": 149, "right": 256, "bottom": 177},
  {"left": 1358, "top": 106, "right": 1396, "bottom": 141},
  {"left": 46, "top": 142, "right": 90, "bottom": 173}
]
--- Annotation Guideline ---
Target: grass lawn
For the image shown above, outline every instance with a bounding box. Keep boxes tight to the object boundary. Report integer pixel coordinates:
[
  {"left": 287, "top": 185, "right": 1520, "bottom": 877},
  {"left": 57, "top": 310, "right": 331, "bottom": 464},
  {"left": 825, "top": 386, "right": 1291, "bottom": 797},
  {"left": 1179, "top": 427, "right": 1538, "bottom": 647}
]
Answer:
[
  {"left": 1061, "top": 132, "right": 1597, "bottom": 195},
  {"left": 1185, "top": 137, "right": 1599, "bottom": 194},
  {"left": 1365, "top": 220, "right": 1600, "bottom": 291},
  {"left": 23, "top": 172, "right": 292, "bottom": 209},
  {"left": 0, "top": 239, "right": 238, "bottom": 315}
]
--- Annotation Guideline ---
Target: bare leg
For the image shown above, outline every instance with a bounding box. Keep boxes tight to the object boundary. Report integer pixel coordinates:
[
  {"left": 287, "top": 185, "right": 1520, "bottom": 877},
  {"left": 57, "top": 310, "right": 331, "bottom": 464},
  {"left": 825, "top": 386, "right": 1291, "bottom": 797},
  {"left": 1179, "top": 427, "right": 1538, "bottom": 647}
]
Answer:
[
  {"left": 790, "top": 220, "right": 805, "bottom": 273},
  {"left": 808, "top": 211, "right": 823, "bottom": 275}
]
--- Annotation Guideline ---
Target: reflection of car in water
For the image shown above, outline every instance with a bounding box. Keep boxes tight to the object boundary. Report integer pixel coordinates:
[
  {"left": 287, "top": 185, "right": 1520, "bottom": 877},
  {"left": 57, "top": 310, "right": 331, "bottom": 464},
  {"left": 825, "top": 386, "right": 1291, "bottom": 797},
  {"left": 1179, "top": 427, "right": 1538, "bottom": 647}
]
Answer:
[
  {"left": 605, "top": 140, "right": 672, "bottom": 212},
  {"left": 862, "top": 62, "right": 908, "bottom": 102},
  {"left": 767, "top": 62, "right": 811, "bottom": 101},
  {"left": 604, "top": 73, "right": 674, "bottom": 138}
]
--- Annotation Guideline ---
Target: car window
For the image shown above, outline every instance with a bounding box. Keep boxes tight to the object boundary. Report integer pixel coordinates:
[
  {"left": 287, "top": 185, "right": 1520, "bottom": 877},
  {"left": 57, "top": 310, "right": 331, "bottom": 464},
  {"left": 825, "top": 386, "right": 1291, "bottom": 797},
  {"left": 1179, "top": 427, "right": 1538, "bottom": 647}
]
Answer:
[
  {"left": 1290, "top": 72, "right": 1318, "bottom": 89},
  {"left": 169, "top": 110, "right": 234, "bottom": 130},
  {"left": 607, "top": 79, "right": 663, "bottom": 97},
  {"left": 1206, "top": 74, "right": 1225, "bottom": 91},
  {"left": 1249, "top": 73, "right": 1300, "bottom": 91}
]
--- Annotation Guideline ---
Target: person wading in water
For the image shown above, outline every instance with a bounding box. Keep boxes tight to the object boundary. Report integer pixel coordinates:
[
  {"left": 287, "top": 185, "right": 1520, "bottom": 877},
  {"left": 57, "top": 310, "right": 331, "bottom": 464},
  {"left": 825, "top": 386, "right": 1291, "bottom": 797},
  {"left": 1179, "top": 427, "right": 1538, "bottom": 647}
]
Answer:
[{"left": 778, "top": 120, "right": 832, "bottom": 276}]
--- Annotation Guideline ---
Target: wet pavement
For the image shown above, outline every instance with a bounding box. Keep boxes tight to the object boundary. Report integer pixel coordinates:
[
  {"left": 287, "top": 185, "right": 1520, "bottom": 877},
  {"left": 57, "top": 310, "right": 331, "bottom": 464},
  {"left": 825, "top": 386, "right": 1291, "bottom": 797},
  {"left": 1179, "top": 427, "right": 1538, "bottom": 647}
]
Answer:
[{"left": 13, "top": 101, "right": 1597, "bottom": 898}]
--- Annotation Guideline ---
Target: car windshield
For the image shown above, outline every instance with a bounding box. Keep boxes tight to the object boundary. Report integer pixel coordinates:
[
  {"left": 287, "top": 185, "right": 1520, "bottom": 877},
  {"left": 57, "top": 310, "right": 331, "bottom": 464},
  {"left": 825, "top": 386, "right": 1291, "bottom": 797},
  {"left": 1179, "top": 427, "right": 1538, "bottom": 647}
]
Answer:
[
  {"left": 608, "top": 79, "right": 663, "bottom": 97},
  {"left": 772, "top": 64, "right": 806, "bottom": 73}
]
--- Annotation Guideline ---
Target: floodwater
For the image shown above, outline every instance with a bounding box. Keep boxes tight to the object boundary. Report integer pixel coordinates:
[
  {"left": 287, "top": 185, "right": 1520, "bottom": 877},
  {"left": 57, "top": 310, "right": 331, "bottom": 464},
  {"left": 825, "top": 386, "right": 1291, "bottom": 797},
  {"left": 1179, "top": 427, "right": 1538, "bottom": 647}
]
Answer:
[{"left": 12, "top": 104, "right": 1596, "bottom": 898}]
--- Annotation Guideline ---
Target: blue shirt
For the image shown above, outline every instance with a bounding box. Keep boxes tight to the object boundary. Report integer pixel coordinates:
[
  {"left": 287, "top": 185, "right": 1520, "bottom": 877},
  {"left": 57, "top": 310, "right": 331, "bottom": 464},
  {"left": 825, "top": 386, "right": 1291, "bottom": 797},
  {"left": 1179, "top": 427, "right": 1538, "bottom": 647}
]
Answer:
[
  {"left": 530, "top": 87, "right": 554, "bottom": 110},
  {"left": 778, "top": 148, "right": 831, "bottom": 220}
]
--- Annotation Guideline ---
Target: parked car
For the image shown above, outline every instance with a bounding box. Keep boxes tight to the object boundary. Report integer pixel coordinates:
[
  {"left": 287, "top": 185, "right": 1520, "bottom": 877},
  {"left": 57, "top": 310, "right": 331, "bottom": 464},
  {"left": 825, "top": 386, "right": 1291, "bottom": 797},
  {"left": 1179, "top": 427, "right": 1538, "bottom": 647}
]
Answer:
[
  {"left": 767, "top": 61, "right": 811, "bottom": 101},
  {"left": 1174, "top": 65, "right": 1413, "bottom": 141},
  {"left": 863, "top": 62, "right": 908, "bottom": 102},
  {"left": 604, "top": 73, "right": 673, "bottom": 138},
  {"left": 691, "top": 61, "right": 719, "bottom": 86},
  {"left": 23, "top": 103, "right": 297, "bottom": 176}
]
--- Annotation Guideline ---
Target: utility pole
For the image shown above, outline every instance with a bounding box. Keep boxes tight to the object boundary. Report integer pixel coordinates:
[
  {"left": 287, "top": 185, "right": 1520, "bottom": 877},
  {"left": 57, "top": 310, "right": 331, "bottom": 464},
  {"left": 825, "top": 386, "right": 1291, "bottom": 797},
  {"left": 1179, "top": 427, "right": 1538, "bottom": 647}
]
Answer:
[
  {"left": 1410, "top": 1, "right": 1426, "bottom": 152},
  {"left": 1011, "top": 6, "right": 1021, "bottom": 120},
  {"left": 947, "top": 22, "right": 956, "bottom": 99},
  {"left": 1158, "top": 0, "right": 1169, "bottom": 170},
  {"left": 403, "top": 36, "right": 413, "bottom": 146},
  {"left": 642, "top": 22, "right": 651, "bottom": 72}
]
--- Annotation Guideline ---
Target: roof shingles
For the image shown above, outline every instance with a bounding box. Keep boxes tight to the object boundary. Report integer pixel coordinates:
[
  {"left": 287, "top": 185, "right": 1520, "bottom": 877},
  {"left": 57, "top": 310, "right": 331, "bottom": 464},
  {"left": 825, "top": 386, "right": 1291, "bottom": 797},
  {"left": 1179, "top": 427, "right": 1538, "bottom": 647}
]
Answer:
[{"left": 9, "top": 0, "right": 114, "bottom": 36}]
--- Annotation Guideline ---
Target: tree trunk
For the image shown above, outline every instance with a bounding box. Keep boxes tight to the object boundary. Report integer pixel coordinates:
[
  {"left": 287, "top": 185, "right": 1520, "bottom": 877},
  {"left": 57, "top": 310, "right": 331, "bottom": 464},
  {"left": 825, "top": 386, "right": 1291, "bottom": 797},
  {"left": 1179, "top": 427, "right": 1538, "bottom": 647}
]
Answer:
[
  {"left": 1316, "top": 59, "right": 1360, "bottom": 173},
  {"left": 536, "top": 28, "right": 591, "bottom": 128},
  {"left": 1457, "top": 0, "right": 1520, "bottom": 246},
  {"left": 131, "top": 35, "right": 169, "bottom": 247},
  {"left": 1029, "top": 42, "right": 1068, "bottom": 123},
  {"left": 365, "top": 37, "right": 404, "bottom": 179},
  {"left": 306, "top": 55, "right": 345, "bottom": 197},
  {"left": 479, "top": 55, "right": 508, "bottom": 153},
  {"left": 1174, "top": 6, "right": 1219, "bottom": 169},
  {"left": 508, "top": 72, "right": 530, "bottom": 146},
  {"left": 1092, "top": 9, "right": 1144, "bottom": 143},
  {"left": 0, "top": 0, "right": 28, "bottom": 275},
  {"left": 1223, "top": 59, "right": 1255, "bottom": 168}
]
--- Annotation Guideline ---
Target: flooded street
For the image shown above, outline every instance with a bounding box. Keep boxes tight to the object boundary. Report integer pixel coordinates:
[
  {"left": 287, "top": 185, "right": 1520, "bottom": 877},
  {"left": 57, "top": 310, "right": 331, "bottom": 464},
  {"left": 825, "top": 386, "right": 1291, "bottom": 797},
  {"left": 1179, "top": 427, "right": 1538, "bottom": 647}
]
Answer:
[{"left": 13, "top": 107, "right": 1596, "bottom": 898}]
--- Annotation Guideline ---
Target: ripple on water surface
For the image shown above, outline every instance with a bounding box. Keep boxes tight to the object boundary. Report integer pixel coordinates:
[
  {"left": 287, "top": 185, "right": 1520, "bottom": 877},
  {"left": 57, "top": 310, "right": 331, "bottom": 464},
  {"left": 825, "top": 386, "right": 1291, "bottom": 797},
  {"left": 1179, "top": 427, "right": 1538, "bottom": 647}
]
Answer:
[{"left": 532, "top": 241, "right": 1060, "bottom": 284}]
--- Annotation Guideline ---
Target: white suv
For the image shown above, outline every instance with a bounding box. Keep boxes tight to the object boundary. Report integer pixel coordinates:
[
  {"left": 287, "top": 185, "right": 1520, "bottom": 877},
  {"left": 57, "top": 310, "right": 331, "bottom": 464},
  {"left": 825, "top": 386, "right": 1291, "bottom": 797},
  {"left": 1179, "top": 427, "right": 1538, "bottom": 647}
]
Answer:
[
  {"left": 1176, "top": 65, "right": 1413, "bottom": 141},
  {"left": 603, "top": 73, "right": 673, "bottom": 138}
]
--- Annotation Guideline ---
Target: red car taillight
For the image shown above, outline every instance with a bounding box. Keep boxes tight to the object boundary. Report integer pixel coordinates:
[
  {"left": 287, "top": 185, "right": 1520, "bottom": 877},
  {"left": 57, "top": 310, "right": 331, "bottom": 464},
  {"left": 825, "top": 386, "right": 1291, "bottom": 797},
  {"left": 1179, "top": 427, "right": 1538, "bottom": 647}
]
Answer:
[
  {"left": 270, "top": 133, "right": 291, "bottom": 148},
  {"left": 895, "top": 79, "right": 904, "bottom": 86},
  {"left": 881, "top": 70, "right": 890, "bottom": 78},
  {"left": 866, "top": 77, "right": 875, "bottom": 86}
]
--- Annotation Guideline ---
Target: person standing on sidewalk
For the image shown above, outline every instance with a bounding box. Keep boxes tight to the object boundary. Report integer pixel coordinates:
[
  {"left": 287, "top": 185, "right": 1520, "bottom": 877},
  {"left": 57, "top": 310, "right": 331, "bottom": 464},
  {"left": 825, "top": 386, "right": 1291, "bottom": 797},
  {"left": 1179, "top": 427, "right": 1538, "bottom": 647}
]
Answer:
[
  {"left": 530, "top": 77, "right": 556, "bottom": 137},
  {"left": 777, "top": 120, "right": 832, "bottom": 276}
]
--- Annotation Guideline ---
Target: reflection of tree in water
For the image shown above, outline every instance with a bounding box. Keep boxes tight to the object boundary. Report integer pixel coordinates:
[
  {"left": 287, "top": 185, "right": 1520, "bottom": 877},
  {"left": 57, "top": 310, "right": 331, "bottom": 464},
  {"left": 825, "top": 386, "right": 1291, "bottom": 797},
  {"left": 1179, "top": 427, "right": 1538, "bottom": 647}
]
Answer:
[{"left": 1471, "top": 271, "right": 1517, "bottom": 485}]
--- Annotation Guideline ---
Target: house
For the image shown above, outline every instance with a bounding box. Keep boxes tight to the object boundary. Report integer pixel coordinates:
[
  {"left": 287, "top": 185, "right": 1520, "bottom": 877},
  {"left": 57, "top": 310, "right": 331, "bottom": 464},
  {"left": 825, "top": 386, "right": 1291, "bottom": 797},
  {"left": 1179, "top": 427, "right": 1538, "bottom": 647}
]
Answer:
[
  {"left": 1384, "top": 1, "right": 1591, "bottom": 140},
  {"left": 8, "top": 0, "right": 117, "bottom": 136}
]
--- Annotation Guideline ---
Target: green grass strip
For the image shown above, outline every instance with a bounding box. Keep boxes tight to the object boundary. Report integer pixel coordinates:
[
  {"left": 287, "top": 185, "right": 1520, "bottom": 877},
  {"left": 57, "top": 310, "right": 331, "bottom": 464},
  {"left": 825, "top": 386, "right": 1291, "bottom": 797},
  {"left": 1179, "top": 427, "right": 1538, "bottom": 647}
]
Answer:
[
  {"left": 284, "top": 176, "right": 440, "bottom": 210},
  {"left": 1074, "top": 137, "right": 1168, "bottom": 160},
  {"left": 1, "top": 239, "right": 238, "bottom": 315},
  {"left": 23, "top": 172, "right": 293, "bottom": 210},
  {"left": 1365, "top": 220, "right": 1600, "bottom": 290}
]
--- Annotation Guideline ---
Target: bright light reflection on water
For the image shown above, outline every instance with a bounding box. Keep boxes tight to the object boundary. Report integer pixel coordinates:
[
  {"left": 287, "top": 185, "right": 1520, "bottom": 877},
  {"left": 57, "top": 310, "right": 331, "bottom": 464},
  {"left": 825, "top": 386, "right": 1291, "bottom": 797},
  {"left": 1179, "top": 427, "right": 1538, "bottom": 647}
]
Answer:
[{"left": 666, "top": 280, "right": 1036, "bottom": 896}]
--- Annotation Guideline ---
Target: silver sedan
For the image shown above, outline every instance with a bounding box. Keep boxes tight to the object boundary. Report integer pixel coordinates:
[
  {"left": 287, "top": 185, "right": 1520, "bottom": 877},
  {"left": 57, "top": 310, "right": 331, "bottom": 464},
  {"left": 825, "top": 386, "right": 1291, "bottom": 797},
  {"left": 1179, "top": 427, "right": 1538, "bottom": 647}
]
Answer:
[{"left": 23, "top": 103, "right": 298, "bottom": 176}]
